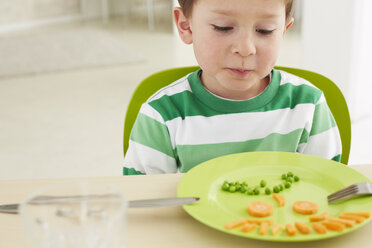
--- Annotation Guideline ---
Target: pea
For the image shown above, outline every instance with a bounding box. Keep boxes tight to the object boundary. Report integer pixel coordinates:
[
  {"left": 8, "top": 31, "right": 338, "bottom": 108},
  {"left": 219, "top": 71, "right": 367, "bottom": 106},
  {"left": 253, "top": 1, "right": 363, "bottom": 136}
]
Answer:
[
  {"left": 273, "top": 186, "right": 280, "bottom": 193},
  {"left": 286, "top": 177, "right": 293, "bottom": 183},
  {"left": 240, "top": 185, "right": 248, "bottom": 193},
  {"left": 253, "top": 188, "right": 260, "bottom": 195},
  {"left": 234, "top": 183, "right": 241, "bottom": 191},
  {"left": 284, "top": 182, "right": 291, "bottom": 189},
  {"left": 294, "top": 175, "right": 300, "bottom": 182},
  {"left": 279, "top": 184, "right": 284, "bottom": 191},
  {"left": 242, "top": 182, "right": 248, "bottom": 187},
  {"left": 281, "top": 174, "right": 287, "bottom": 180},
  {"left": 287, "top": 172, "right": 294, "bottom": 177},
  {"left": 247, "top": 189, "right": 254, "bottom": 195},
  {"left": 265, "top": 188, "right": 271, "bottom": 195},
  {"left": 260, "top": 180, "right": 267, "bottom": 188},
  {"left": 221, "top": 182, "right": 230, "bottom": 191},
  {"left": 229, "top": 185, "right": 237, "bottom": 192}
]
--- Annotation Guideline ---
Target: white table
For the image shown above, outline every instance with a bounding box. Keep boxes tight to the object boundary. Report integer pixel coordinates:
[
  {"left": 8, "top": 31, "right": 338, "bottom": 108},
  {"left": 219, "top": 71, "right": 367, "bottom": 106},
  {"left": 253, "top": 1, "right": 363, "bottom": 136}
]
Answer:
[{"left": 0, "top": 164, "right": 371, "bottom": 247}]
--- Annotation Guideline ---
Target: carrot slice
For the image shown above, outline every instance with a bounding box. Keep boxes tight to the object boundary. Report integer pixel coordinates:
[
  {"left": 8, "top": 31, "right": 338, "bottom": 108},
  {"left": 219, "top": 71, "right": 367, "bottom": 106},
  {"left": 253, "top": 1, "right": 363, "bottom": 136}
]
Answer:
[
  {"left": 327, "top": 217, "right": 356, "bottom": 227},
  {"left": 241, "top": 223, "right": 257, "bottom": 233},
  {"left": 246, "top": 219, "right": 273, "bottom": 226},
  {"left": 322, "top": 220, "right": 345, "bottom": 232},
  {"left": 271, "top": 224, "right": 282, "bottom": 236},
  {"left": 224, "top": 218, "right": 247, "bottom": 229},
  {"left": 342, "top": 211, "right": 371, "bottom": 218},
  {"left": 309, "top": 211, "right": 329, "bottom": 222},
  {"left": 313, "top": 223, "right": 327, "bottom": 234},
  {"left": 339, "top": 213, "right": 365, "bottom": 223},
  {"left": 272, "top": 193, "right": 285, "bottom": 207},
  {"left": 247, "top": 201, "right": 274, "bottom": 217},
  {"left": 292, "top": 201, "right": 318, "bottom": 215},
  {"left": 285, "top": 223, "right": 297, "bottom": 236},
  {"left": 295, "top": 221, "right": 312, "bottom": 234},
  {"left": 259, "top": 222, "right": 270, "bottom": 236}
]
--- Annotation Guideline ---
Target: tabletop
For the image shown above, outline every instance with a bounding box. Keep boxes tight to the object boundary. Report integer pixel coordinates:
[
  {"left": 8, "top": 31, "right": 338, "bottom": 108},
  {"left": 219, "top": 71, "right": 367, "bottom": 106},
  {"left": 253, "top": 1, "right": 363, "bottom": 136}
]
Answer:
[{"left": 0, "top": 164, "right": 372, "bottom": 248}]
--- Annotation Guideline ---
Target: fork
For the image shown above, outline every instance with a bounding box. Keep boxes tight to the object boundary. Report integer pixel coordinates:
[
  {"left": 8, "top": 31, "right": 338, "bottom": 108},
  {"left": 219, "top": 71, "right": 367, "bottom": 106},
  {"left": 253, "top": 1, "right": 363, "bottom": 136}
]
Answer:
[{"left": 327, "top": 182, "right": 372, "bottom": 204}]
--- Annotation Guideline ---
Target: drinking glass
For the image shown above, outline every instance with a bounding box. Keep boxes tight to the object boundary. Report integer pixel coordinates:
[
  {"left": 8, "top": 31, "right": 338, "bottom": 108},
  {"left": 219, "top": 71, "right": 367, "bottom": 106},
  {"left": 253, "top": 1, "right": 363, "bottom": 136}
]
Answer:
[{"left": 19, "top": 182, "right": 127, "bottom": 248}]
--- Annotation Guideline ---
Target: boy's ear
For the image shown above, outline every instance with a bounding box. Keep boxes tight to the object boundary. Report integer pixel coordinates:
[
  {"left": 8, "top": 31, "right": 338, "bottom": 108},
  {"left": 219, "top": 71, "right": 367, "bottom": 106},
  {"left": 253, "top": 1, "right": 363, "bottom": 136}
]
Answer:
[
  {"left": 173, "top": 7, "right": 193, "bottom": 44},
  {"left": 284, "top": 17, "right": 294, "bottom": 34}
]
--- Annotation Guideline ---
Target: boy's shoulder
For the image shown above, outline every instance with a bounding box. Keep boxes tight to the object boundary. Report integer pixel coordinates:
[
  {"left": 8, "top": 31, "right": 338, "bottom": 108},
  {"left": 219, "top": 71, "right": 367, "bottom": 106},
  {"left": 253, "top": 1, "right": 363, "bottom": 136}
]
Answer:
[
  {"left": 276, "top": 69, "right": 324, "bottom": 104},
  {"left": 277, "top": 69, "right": 320, "bottom": 90},
  {"left": 145, "top": 72, "right": 194, "bottom": 104}
]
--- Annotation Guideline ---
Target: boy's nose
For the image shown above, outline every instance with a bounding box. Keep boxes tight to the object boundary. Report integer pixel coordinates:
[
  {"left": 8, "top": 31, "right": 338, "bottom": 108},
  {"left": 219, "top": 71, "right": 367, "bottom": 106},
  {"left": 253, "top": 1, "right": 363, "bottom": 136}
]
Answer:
[{"left": 232, "top": 33, "right": 256, "bottom": 57}]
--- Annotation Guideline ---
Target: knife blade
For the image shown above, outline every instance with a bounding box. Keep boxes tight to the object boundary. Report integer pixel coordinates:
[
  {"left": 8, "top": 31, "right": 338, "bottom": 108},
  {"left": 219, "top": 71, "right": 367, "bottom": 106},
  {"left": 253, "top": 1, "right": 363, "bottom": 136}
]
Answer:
[{"left": 0, "top": 197, "right": 200, "bottom": 214}]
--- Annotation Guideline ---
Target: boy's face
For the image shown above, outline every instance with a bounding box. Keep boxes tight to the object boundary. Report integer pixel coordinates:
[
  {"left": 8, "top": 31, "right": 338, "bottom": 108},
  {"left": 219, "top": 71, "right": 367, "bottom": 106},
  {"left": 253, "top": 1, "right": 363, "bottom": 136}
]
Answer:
[{"left": 174, "top": 0, "right": 293, "bottom": 100}]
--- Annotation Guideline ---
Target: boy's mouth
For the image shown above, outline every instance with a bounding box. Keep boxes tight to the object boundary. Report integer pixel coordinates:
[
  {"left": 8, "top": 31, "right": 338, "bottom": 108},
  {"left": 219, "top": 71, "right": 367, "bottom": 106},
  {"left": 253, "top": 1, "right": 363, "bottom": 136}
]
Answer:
[{"left": 227, "top": 68, "right": 252, "bottom": 77}]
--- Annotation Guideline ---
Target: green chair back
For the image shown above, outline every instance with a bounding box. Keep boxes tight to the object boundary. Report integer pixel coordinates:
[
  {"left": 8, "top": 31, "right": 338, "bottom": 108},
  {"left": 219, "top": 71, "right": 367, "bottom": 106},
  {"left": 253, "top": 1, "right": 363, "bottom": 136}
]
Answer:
[
  {"left": 123, "top": 66, "right": 351, "bottom": 164},
  {"left": 275, "top": 66, "right": 351, "bottom": 164},
  {"left": 123, "top": 66, "right": 199, "bottom": 157}
]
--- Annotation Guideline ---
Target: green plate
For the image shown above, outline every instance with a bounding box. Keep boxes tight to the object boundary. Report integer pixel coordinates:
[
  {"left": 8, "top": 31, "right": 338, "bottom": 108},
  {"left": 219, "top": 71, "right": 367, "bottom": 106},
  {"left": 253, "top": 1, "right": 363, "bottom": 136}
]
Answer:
[{"left": 177, "top": 152, "right": 372, "bottom": 242}]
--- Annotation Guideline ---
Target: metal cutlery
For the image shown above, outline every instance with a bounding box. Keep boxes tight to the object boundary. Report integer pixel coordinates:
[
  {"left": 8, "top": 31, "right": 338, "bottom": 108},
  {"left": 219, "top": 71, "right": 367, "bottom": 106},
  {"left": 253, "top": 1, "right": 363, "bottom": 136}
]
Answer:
[
  {"left": 0, "top": 196, "right": 200, "bottom": 214},
  {"left": 327, "top": 182, "right": 372, "bottom": 204}
]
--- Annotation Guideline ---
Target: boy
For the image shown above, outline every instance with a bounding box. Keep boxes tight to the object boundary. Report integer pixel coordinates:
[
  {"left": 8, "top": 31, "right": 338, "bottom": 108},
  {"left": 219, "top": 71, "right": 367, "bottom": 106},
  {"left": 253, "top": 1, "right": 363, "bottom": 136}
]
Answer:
[{"left": 123, "top": 0, "right": 341, "bottom": 175}]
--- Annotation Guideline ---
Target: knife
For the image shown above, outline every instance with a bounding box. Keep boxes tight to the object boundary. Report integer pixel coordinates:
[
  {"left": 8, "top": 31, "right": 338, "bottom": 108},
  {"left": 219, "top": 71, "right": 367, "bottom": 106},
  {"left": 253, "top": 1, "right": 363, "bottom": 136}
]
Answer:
[{"left": 0, "top": 197, "right": 200, "bottom": 214}]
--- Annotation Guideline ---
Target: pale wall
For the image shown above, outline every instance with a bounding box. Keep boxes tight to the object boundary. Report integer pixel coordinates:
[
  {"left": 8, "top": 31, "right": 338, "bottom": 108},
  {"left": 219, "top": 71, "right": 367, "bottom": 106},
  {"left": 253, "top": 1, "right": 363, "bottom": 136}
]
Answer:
[{"left": 301, "top": 0, "right": 355, "bottom": 114}]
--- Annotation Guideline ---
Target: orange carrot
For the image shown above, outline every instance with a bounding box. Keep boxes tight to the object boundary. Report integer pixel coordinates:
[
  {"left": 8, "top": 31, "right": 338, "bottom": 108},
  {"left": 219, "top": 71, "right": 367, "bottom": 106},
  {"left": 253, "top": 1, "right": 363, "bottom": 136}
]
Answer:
[
  {"left": 342, "top": 211, "right": 371, "bottom": 218},
  {"left": 322, "top": 220, "right": 346, "bottom": 232},
  {"left": 259, "top": 222, "right": 270, "bottom": 236},
  {"left": 247, "top": 201, "right": 274, "bottom": 217},
  {"left": 224, "top": 218, "right": 247, "bottom": 229},
  {"left": 327, "top": 217, "right": 356, "bottom": 227},
  {"left": 272, "top": 193, "right": 285, "bottom": 207},
  {"left": 339, "top": 213, "right": 365, "bottom": 223},
  {"left": 295, "top": 221, "right": 312, "bottom": 234},
  {"left": 312, "top": 223, "right": 327, "bottom": 234},
  {"left": 309, "top": 211, "right": 329, "bottom": 222},
  {"left": 293, "top": 201, "right": 318, "bottom": 215},
  {"left": 241, "top": 223, "right": 257, "bottom": 233},
  {"left": 246, "top": 219, "right": 273, "bottom": 226},
  {"left": 285, "top": 223, "right": 297, "bottom": 236}
]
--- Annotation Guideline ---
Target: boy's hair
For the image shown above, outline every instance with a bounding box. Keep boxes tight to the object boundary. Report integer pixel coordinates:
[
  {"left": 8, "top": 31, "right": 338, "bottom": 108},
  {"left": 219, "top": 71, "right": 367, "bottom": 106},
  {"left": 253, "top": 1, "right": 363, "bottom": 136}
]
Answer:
[{"left": 177, "top": 0, "right": 296, "bottom": 24}]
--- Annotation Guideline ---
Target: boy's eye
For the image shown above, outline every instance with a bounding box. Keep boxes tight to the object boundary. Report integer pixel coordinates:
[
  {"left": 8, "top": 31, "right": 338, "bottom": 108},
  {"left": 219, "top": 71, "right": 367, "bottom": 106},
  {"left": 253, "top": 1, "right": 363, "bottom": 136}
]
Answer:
[
  {"left": 212, "top": 24, "right": 233, "bottom": 32},
  {"left": 256, "top": 29, "right": 275, "bottom": 35}
]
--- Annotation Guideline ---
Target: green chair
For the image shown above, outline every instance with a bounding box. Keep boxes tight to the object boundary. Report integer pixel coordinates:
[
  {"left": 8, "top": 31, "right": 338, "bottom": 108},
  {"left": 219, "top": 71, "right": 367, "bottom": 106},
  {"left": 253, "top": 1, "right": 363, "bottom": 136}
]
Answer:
[{"left": 123, "top": 66, "right": 351, "bottom": 164}]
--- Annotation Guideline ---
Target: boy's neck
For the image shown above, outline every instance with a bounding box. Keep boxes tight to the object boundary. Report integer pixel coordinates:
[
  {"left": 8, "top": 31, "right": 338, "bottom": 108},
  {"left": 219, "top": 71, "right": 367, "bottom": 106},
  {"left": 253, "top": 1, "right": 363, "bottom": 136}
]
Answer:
[{"left": 199, "top": 71, "right": 271, "bottom": 101}]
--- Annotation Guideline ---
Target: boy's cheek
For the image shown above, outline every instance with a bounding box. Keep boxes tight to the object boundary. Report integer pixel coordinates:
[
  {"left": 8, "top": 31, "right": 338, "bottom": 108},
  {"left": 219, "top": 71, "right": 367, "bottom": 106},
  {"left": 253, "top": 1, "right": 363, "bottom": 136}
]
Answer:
[{"left": 194, "top": 41, "right": 222, "bottom": 61}]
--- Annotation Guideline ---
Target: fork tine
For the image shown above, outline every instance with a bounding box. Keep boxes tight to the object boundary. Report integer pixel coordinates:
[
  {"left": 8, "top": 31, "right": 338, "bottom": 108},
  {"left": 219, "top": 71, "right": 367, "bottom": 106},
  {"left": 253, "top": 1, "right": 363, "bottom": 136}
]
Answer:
[
  {"left": 328, "top": 187, "right": 358, "bottom": 201},
  {"left": 327, "top": 187, "right": 358, "bottom": 200},
  {"left": 328, "top": 190, "right": 359, "bottom": 204},
  {"left": 327, "top": 184, "right": 357, "bottom": 199},
  {"left": 328, "top": 188, "right": 358, "bottom": 200}
]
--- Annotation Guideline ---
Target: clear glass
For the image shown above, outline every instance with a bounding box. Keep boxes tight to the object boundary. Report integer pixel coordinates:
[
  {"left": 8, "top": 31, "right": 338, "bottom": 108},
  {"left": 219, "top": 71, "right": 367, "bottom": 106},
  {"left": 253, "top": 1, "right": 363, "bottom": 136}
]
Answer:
[{"left": 19, "top": 182, "right": 127, "bottom": 248}]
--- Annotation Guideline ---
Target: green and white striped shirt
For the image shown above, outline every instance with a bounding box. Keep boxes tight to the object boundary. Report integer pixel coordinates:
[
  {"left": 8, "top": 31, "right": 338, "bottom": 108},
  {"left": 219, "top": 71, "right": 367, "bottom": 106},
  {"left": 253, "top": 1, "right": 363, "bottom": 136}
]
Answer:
[{"left": 123, "top": 69, "right": 341, "bottom": 175}]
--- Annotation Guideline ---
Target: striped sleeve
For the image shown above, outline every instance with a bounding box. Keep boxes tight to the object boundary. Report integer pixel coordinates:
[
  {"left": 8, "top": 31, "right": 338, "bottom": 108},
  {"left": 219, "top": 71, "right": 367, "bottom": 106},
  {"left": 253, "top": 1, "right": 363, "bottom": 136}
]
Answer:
[
  {"left": 297, "top": 94, "right": 342, "bottom": 162},
  {"left": 123, "top": 104, "right": 178, "bottom": 175}
]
